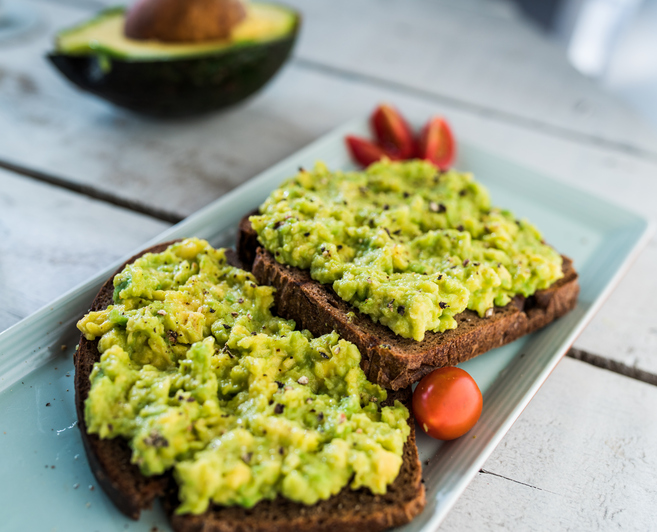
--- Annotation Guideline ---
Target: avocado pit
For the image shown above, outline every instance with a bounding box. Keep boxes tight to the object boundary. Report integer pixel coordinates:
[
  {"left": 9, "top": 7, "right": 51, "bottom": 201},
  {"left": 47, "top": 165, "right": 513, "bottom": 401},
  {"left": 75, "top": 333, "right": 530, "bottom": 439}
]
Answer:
[{"left": 124, "top": 0, "right": 247, "bottom": 42}]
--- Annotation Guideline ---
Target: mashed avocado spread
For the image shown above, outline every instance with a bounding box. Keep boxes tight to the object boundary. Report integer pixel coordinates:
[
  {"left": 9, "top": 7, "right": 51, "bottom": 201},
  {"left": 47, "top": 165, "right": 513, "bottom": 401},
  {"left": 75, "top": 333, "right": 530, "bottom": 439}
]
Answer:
[
  {"left": 251, "top": 160, "right": 563, "bottom": 341},
  {"left": 78, "top": 238, "right": 409, "bottom": 514}
]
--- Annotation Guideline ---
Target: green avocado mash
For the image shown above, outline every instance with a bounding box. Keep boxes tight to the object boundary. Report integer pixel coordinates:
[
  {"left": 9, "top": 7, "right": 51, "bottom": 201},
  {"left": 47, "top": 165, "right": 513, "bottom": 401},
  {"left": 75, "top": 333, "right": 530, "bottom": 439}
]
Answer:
[
  {"left": 250, "top": 160, "right": 563, "bottom": 341},
  {"left": 77, "top": 238, "right": 409, "bottom": 515}
]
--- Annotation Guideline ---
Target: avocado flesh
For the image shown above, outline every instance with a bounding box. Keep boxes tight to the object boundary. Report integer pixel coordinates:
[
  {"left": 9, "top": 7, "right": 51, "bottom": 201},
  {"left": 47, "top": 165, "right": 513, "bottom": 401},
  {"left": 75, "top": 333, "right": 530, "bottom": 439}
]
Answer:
[{"left": 56, "top": 3, "right": 297, "bottom": 60}]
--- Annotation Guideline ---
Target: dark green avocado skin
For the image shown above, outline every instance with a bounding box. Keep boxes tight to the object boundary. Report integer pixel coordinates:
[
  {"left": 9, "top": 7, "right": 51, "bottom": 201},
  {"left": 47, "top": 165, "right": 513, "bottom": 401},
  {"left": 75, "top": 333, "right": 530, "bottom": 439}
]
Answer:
[{"left": 48, "top": 31, "right": 297, "bottom": 117}]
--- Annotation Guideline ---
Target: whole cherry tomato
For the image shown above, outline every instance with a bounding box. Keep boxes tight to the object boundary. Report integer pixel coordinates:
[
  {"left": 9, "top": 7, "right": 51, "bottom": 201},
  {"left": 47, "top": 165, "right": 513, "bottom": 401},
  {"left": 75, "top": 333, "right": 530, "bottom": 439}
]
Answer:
[{"left": 412, "top": 367, "right": 482, "bottom": 440}]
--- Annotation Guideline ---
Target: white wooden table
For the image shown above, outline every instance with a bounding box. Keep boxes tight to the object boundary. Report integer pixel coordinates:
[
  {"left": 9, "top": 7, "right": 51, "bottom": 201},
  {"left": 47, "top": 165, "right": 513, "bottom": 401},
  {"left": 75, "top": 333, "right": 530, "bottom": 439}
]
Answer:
[{"left": 2, "top": 0, "right": 657, "bottom": 528}]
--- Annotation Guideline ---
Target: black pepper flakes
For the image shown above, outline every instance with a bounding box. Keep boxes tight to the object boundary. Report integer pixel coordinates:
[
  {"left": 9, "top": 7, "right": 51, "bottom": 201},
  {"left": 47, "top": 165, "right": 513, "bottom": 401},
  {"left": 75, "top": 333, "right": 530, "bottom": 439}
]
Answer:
[
  {"left": 463, "top": 259, "right": 470, "bottom": 267},
  {"left": 439, "top": 302, "right": 449, "bottom": 309},
  {"left": 143, "top": 431, "right": 169, "bottom": 448},
  {"left": 457, "top": 225, "right": 465, "bottom": 232},
  {"left": 319, "top": 351, "right": 330, "bottom": 360},
  {"left": 46, "top": 403, "right": 51, "bottom": 407},
  {"left": 304, "top": 232, "right": 310, "bottom": 237},
  {"left": 167, "top": 330, "right": 178, "bottom": 345},
  {"left": 238, "top": 298, "right": 244, "bottom": 304},
  {"left": 397, "top": 305, "right": 405, "bottom": 316},
  {"left": 274, "top": 404, "right": 284, "bottom": 414},
  {"left": 317, "top": 412, "right": 324, "bottom": 422},
  {"left": 275, "top": 381, "right": 284, "bottom": 389}
]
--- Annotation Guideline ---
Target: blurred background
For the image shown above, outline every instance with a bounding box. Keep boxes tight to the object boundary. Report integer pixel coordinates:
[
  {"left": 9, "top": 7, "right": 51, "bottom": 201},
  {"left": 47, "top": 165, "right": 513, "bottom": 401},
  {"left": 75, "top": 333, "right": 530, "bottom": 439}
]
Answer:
[
  {"left": 2, "top": 0, "right": 656, "bottom": 127},
  {"left": 514, "top": 0, "right": 657, "bottom": 127}
]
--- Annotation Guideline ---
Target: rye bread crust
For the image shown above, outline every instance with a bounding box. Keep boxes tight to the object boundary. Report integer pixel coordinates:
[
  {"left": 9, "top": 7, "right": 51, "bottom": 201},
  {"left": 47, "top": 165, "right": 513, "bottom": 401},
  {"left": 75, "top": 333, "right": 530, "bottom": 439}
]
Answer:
[
  {"left": 238, "top": 216, "right": 580, "bottom": 390},
  {"left": 165, "top": 393, "right": 424, "bottom": 532},
  {"left": 75, "top": 242, "right": 174, "bottom": 519},
  {"left": 74, "top": 241, "right": 425, "bottom": 530}
]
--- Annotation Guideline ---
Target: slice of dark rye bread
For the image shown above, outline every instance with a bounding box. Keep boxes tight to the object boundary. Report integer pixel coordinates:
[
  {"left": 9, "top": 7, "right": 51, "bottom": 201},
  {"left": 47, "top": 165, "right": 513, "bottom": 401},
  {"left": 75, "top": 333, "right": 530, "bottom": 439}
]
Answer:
[
  {"left": 237, "top": 215, "right": 580, "bottom": 391},
  {"left": 74, "top": 241, "right": 426, "bottom": 531}
]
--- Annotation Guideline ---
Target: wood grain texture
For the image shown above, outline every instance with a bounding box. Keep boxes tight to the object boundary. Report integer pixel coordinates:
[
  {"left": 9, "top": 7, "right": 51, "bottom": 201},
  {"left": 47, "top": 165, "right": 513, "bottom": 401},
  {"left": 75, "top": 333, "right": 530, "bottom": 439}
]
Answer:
[
  {"left": 55, "top": 0, "right": 657, "bottom": 155},
  {"left": 574, "top": 238, "right": 657, "bottom": 376},
  {"left": 0, "top": 1, "right": 655, "bottom": 375},
  {"left": 0, "top": 1, "right": 653, "bottom": 214},
  {"left": 285, "top": 0, "right": 657, "bottom": 157},
  {"left": 440, "top": 357, "right": 657, "bottom": 531},
  {"left": 1, "top": 2, "right": 657, "bottom": 529},
  {"left": 0, "top": 167, "right": 168, "bottom": 332}
]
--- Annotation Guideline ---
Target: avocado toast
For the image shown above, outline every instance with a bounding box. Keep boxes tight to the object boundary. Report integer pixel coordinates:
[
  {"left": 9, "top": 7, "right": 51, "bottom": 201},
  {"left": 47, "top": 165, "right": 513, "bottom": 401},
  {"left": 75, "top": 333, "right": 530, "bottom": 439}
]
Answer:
[
  {"left": 237, "top": 160, "right": 580, "bottom": 389},
  {"left": 74, "top": 239, "right": 425, "bottom": 531}
]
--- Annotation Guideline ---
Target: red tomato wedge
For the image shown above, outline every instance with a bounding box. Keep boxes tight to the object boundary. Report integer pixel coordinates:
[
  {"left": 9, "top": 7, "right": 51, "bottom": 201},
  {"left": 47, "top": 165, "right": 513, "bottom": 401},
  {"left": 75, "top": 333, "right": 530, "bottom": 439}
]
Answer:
[
  {"left": 418, "top": 117, "right": 456, "bottom": 170},
  {"left": 370, "top": 104, "right": 416, "bottom": 159},
  {"left": 345, "top": 135, "right": 396, "bottom": 167},
  {"left": 412, "top": 367, "right": 482, "bottom": 440}
]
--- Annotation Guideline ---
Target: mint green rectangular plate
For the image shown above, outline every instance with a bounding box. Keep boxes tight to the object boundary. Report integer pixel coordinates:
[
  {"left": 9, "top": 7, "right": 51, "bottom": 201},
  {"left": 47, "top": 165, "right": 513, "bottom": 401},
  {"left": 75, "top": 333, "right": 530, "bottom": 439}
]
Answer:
[{"left": 0, "top": 118, "right": 651, "bottom": 531}]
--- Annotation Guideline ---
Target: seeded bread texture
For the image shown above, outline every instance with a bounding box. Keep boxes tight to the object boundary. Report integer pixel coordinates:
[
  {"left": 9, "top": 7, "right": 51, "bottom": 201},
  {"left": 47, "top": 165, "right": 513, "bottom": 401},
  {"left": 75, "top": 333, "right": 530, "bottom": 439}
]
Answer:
[
  {"left": 239, "top": 216, "right": 580, "bottom": 390},
  {"left": 74, "top": 241, "right": 425, "bottom": 531}
]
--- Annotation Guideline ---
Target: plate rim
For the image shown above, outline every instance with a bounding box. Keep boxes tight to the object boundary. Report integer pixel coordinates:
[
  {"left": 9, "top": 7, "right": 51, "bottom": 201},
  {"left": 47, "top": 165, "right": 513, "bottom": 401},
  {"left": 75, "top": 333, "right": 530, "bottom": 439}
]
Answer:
[{"left": 0, "top": 116, "right": 653, "bottom": 531}]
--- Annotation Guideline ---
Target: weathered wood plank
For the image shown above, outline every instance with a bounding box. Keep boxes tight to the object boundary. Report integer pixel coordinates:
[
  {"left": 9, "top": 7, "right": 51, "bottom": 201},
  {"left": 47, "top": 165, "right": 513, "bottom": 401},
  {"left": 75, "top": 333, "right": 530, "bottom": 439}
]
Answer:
[
  {"left": 0, "top": 167, "right": 169, "bottom": 332},
  {"left": 60, "top": 0, "right": 657, "bottom": 155},
  {"left": 440, "top": 356, "right": 657, "bottom": 531},
  {"left": 0, "top": 4, "right": 657, "bottom": 372},
  {"left": 288, "top": 0, "right": 657, "bottom": 157},
  {"left": 1, "top": 2, "right": 656, "bottom": 373},
  {"left": 1, "top": 2, "right": 655, "bottom": 530},
  {"left": 0, "top": 3, "right": 655, "bottom": 218},
  {"left": 0, "top": 2, "right": 654, "bottom": 214},
  {"left": 574, "top": 238, "right": 657, "bottom": 376}
]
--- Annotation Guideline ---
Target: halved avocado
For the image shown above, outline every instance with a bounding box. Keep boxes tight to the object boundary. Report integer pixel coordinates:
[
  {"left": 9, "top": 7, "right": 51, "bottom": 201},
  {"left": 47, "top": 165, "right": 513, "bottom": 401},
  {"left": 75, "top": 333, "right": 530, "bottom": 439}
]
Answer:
[{"left": 48, "top": 4, "right": 299, "bottom": 116}]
